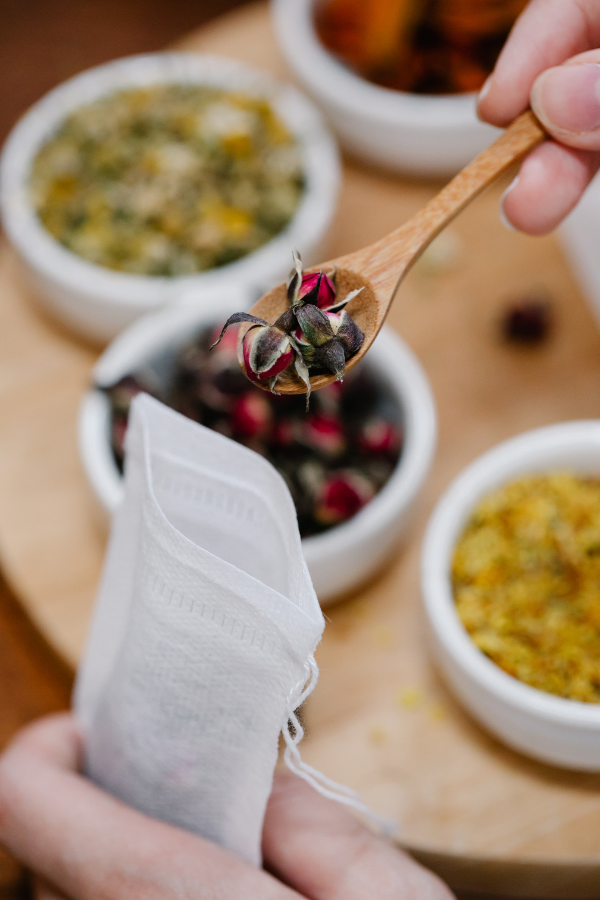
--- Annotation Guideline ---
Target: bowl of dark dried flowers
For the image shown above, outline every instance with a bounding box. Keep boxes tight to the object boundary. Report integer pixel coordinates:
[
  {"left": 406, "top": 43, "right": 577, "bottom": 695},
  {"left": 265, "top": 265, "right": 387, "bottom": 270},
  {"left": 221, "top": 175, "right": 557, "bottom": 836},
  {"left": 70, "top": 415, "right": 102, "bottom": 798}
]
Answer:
[{"left": 79, "top": 283, "right": 436, "bottom": 603}]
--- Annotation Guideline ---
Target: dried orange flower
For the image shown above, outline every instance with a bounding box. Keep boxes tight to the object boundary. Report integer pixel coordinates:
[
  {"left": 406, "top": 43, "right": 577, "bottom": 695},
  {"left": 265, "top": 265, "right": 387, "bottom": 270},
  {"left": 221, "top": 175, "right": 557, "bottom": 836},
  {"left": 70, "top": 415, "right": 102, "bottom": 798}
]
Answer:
[{"left": 452, "top": 473, "right": 600, "bottom": 703}]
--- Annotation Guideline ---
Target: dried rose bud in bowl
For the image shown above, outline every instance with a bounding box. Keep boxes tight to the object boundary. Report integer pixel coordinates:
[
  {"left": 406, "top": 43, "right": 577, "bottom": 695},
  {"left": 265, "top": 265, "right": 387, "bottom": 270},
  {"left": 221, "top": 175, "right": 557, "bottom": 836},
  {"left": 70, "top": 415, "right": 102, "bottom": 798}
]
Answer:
[{"left": 80, "top": 292, "right": 436, "bottom": 602}]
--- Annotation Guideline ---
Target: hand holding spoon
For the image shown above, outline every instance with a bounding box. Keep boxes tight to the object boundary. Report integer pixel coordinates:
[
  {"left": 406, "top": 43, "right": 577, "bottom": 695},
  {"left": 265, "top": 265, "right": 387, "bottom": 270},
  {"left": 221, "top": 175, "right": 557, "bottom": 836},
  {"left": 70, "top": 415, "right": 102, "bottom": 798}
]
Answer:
[{"left": 236, "top": 110, "right": 546, "bottom": 396}]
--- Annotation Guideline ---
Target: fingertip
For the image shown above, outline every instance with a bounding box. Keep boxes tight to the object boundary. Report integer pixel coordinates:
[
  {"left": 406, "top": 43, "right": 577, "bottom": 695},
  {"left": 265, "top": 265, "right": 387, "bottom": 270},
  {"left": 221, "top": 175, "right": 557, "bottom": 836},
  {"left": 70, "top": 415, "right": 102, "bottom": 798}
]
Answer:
[{"left": 500, "top": 142, "right": 600, "bottom": 234}]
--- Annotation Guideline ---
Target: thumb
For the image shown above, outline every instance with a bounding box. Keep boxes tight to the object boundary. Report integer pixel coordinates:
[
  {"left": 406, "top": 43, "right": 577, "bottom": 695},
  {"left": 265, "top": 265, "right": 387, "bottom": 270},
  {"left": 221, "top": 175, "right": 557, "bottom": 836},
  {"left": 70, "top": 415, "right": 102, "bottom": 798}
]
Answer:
[{"left": 531, "top": 53, "right": 600, "bottom": 150}]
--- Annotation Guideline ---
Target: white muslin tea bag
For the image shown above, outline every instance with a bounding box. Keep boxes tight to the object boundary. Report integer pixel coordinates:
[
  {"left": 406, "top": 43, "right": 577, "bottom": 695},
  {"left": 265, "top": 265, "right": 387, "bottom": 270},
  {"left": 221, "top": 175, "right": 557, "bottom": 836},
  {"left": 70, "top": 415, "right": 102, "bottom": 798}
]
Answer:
[{"left": 74, "top": 393, "right": 327, "bottom": 867}]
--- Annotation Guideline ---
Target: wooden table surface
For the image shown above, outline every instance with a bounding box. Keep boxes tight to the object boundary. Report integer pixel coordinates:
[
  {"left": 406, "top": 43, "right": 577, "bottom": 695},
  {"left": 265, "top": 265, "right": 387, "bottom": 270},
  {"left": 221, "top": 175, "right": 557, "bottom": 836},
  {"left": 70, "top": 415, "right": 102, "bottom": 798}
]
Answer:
[{"left": 2, "top": 3, "right": 600, "bottom": 897}]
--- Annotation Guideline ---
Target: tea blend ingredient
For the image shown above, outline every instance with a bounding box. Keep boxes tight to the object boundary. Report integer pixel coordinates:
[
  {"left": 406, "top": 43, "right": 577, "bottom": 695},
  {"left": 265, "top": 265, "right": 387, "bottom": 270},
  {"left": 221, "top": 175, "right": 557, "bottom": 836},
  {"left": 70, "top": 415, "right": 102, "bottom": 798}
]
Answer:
[
  {"left": 212, "top": 251, "right": 365, "bottom": 400},
  {"left": 453, "top": 473, "right": 600, "bottom": 702},
  {"left": 104, "top": 319, "right": 402, "bottom": 538},
  {"left": 500, "top": 296, "right": 552, "bottom": 344},
  {"left": 315, "top": 0, "right": 527, "bottom": 95},
  {"left": 30, "top": 85, "right": 304, "bottom": 275}
]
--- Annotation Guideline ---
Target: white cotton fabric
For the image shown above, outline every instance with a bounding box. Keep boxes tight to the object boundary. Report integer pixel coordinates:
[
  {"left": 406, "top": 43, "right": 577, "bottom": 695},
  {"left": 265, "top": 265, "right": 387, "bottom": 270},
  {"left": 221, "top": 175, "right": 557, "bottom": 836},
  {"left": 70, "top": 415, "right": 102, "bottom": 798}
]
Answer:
[{"left": 74, "top": 393, "right": 325, "bottom": 867}]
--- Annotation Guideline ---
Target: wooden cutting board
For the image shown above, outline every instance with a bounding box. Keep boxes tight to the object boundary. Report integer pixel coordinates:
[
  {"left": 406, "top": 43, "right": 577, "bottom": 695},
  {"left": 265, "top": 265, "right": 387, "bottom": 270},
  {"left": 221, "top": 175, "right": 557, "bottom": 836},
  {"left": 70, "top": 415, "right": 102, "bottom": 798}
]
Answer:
[{"left": 2, "top": 2, "right": 600, "bottom": 896}]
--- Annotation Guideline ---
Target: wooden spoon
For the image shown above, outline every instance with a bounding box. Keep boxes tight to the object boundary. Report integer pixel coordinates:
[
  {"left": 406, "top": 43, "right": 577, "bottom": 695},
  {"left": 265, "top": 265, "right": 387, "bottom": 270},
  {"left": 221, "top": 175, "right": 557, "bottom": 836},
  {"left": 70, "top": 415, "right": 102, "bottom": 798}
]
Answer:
[{"left": 239, "top": 110, "right": 546, "bottom": 395}]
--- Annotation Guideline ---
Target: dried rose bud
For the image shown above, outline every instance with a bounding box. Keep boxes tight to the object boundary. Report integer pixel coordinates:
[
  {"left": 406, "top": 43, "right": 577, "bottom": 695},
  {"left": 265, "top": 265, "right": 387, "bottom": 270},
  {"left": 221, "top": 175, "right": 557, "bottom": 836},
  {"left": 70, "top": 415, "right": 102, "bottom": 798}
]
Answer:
[
  {"left": 272, "top": 417, "right": 298, "bottom": 448},
  {"left": 111, "top": 415, "right": 128, "bottom": 466},
  {"left": 211, "top": 312, "right": 295, "bottom": 390},
  {"left": 315, "top": 471, "right": 375, "bottom": 526},
  {"left": 242, "top": 325, "right": 294, "bottom": 382},
  {"left": 359, "top": 418, "right": 402, "bottom": 456},
  {"left": 302, "top": 414, "right": 346, "bottom": 458},
  {"left": 297, "top": 307, "right": 365, "bottom": 381},
  {"left": 501, "top": 297, "right": 552, "bottom": 344},
  {"left": 296, "top": 303, "right": 335, "bottom": 347},
  {"left": 231, "top": 392, "right": 273, "bottom": 441},
  {"left": 105, "top": 375, "right": 149, "bottom": 417},
  {"left": 299, "top": 270, "right": 337, "bottom": 309}
]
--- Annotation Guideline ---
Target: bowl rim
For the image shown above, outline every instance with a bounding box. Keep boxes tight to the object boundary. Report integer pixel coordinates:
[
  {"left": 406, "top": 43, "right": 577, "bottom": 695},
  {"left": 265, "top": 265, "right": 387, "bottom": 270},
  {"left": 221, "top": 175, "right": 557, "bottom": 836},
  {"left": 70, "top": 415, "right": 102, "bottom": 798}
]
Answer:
[
  {"left": 79, "top": 296, "right": 437, "bottom": 553},
  {"left": 271, "top": 0, "right": 483, "bottom": 127},
  {"left": 421, "top": 419, "right": 600, "bottom": 727},
  {"left": 0, "top": 50, "right": 340, "bottom": 308}
]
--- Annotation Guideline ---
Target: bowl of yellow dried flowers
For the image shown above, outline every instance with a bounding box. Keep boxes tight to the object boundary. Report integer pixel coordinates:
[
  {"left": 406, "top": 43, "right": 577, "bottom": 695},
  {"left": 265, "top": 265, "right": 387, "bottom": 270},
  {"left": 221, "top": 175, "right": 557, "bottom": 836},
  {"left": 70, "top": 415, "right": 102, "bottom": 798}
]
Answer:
[
  {"left": 79, "top": 281, "right": 436, "bottom": 604},
  {"left": 422, "top": 420, "right": 600, "bottom": 771},
  {"left": 0, "top": 52, "right": 339, "bottom": 343}
]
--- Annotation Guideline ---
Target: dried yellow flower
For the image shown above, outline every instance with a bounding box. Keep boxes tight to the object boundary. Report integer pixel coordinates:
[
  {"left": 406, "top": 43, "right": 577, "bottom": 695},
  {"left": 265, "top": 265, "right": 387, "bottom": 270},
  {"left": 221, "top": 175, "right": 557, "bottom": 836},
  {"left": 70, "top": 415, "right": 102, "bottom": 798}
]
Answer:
[{"left": 452, "top": 473, "right": 600, "bottom": 703}]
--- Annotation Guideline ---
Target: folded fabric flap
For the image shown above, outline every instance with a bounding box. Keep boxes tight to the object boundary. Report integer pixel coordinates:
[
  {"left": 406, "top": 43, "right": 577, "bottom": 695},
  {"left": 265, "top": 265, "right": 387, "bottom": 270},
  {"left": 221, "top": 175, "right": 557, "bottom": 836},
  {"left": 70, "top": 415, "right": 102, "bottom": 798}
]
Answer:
[
  {"left": 130, "top": 394, "right": 320, "bottom": 621},
  {"left": 145, "top": 451, "right": 323, "bottom": 656}
]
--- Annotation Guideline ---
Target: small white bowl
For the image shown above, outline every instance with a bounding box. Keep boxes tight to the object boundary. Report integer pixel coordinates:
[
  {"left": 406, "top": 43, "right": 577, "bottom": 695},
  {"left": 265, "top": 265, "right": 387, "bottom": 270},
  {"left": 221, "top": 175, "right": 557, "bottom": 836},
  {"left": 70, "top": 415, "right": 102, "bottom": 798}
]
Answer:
[
  {"left": 271, "top": 0, "right": 501, "bottom": 177},
  {"left": 79, "top": 291, "right": 437, "bottom": 604},
  {"left": 422, "top": 420, "right": 600, "bottom": 771},
  {"left": 0, "top": 52, "right": 340, "bottom": 344}
]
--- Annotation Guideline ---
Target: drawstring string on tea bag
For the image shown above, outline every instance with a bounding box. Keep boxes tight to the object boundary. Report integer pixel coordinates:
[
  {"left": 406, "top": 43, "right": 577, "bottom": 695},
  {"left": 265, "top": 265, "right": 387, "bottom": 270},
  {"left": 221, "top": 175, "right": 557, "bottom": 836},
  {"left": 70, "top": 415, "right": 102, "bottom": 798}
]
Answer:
[{"left": 282, "top": 655, "right": 397, "bottom": 838}]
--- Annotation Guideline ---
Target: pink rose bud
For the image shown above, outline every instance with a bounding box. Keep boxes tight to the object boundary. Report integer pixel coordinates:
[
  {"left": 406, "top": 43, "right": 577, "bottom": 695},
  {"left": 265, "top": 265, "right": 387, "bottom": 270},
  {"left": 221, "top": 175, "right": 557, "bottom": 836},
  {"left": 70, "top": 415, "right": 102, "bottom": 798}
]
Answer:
[
  {"left": 302, "top": 414, "right": 346, "bottom": 457},
  {"left": 315, "top": 471, "right": 375, "bottom": 525},
  {"left": 272, "top": 418, "right": 298, "bottom": 448},
  {"left": 231, "top": 392, "right": 273, "bottom": 441},
  {"left": 242, "top": 324, "right": 294, "bottom": 382},
  {"left": 359, "top": 419, "right": 402, "bottom": 456},
  {"left": 299, "top": 270, "right": 337, "bottom": 309}
]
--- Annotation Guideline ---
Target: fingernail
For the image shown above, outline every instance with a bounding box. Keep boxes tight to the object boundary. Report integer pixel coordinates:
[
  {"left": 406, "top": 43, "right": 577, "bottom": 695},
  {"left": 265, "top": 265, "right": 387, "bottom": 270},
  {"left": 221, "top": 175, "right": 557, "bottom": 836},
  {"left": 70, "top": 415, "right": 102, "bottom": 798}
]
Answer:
[
  {"left": 499, "top": 175, "right": 519, "bottom": 232},
  {"left": 476, "top": 74, "right": 493, "bottom": 119},
  {"left": 531, "top": 63, "right": 600, "bottom": 134},
  {"left": 478, "top": 74, "right": 493, "bottom": 105}
]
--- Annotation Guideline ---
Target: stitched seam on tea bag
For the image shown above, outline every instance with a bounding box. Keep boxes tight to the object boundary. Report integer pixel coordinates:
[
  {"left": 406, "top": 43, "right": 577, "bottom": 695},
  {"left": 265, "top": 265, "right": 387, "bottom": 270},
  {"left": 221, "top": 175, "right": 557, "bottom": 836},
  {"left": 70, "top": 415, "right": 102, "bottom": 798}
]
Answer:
[
  {"left": 282, "top": 657, "right": 397, "bottom": 838},
  {"left": 142, "top": 568, "right": 283, "bottom": 654}
]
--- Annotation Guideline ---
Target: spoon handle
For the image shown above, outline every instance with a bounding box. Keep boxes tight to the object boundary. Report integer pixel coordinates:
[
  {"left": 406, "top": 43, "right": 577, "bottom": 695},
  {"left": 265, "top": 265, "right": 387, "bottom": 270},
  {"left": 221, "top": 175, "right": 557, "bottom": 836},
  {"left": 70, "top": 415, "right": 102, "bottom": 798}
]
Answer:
[{"left": 359, "top": 110, "right": 547, "bottom": 297}]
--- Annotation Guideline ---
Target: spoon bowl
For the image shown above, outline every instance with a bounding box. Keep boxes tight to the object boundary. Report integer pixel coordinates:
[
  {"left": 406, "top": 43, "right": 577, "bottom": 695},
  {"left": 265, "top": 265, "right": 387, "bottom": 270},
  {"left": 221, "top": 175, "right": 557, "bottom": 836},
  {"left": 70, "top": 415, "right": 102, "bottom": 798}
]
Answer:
[
  {"left": 239, "top": 111, "right": 547, "bottom": 395},
  {"left": 238, "top": 268, "right": 378, "bottom": 392}
]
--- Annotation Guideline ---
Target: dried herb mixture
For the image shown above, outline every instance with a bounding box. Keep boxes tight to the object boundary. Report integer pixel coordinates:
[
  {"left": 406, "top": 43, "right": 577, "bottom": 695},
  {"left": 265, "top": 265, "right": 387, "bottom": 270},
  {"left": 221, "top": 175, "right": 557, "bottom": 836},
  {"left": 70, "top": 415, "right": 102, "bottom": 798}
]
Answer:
[
  {"left": 453, "top": 473, "right": 600, "bottom": 703},
  {"left": 30, "top": 85, "right": 304, "bottom": 276}
]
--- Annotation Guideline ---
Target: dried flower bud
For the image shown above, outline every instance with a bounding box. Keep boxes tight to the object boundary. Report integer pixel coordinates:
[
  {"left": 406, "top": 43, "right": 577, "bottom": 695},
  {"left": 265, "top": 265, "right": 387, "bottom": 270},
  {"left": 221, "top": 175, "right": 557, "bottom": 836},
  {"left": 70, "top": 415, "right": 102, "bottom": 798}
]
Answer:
[
  {"left": 272, "top": 417, "right": 298, "bottom": 448},
  {"left": 297, "top": 308, "right": 365, "bottom": 382},
  {"left": 302, "top": 414, "right": 346, "bottom": 458},
  {"left": 231, "top": 392, "right": 273, "bottom": 441},
  {"left": 296, "top": 303, "right": 335, "bottom": 347},
  {"left": 500, "top": 297, "right": 552, "bottom": 344},
  {"left": 243, "top": 324, "right": 294, "bottom": 383},
  {"left": 359, "top": 418, "right": 402, "bottom": 456},
  {"left": 315, "top": 471, "right": 375, "bottom": 525},
  {"left": 211, "top": 311, "right": 296, "bottom": 390},
  {"left": 299, "top": 270, "right": 337, "bottom": 309}
]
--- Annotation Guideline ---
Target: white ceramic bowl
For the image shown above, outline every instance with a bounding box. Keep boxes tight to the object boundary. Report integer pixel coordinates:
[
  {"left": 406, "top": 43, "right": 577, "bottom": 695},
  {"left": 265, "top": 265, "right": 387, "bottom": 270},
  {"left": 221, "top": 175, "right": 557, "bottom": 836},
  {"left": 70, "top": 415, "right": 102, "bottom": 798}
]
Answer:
[
  {"left": 79, "top": 291, "right": 437, "bottom": 604},
  {"left": 422, "top": 420, "right": 600, "bottom": 771},
  {"left": 0, "top": 52, "right": 340, "bottom": 344},
  {"left": 271, "top": 0, "right": 501, "bottom": 177}
]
